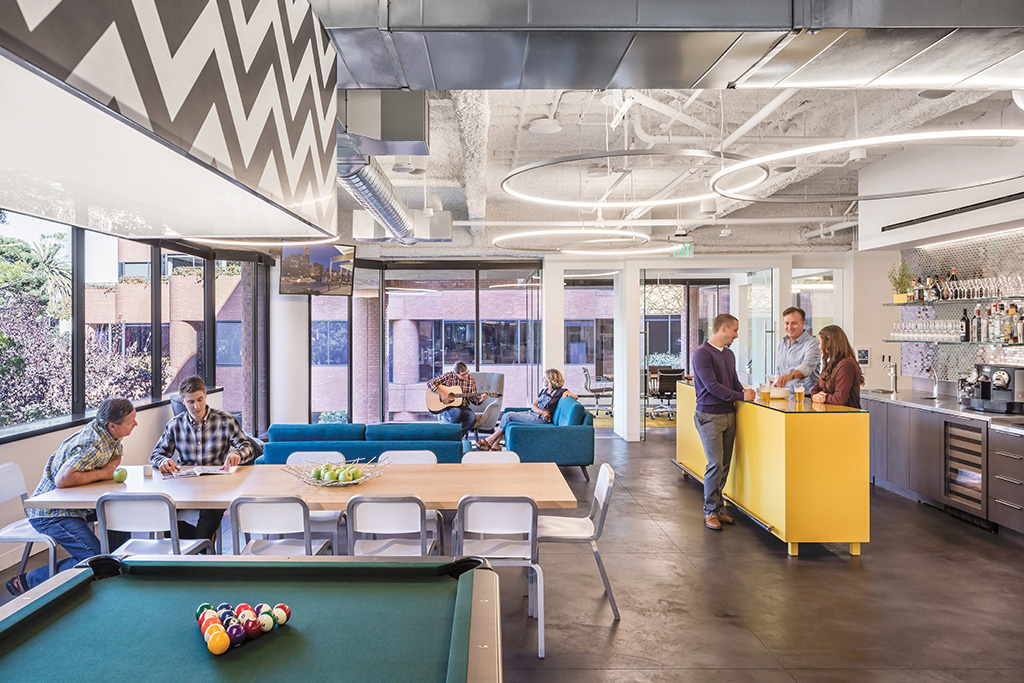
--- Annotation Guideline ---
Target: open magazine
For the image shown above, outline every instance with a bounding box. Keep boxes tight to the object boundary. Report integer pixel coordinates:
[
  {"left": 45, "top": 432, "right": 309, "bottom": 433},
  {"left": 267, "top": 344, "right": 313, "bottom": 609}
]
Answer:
[{"left": 162, "top": 465, "right": 238, "bottom": 478}]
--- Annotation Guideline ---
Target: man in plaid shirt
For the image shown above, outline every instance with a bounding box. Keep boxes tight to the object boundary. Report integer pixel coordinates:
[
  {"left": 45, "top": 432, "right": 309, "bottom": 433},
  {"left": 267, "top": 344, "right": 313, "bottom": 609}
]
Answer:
[
  {"left": 426, "top": 361, "right": 487, "bottom": 438},
  {"left": 7, "top": 398, "right": 137, "bottom": 596},
  {"left": 150, "top": 376, "right": 255, "bottom": 540}
]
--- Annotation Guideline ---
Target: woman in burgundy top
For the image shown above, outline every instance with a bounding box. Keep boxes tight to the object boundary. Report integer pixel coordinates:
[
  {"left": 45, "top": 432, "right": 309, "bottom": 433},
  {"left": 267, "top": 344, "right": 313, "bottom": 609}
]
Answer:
[{"left": 810, "top": 325, "right": 864, "bottom": 408}]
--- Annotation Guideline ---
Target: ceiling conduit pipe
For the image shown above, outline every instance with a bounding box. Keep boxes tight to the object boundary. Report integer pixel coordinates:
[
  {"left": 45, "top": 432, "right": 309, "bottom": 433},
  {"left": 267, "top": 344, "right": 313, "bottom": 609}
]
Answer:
[
  {"left": 631, "top": 119, "right": 841, "bottom": 147},
  {"left": 337, "top": 156, "right": 415, "bottom": 244}
]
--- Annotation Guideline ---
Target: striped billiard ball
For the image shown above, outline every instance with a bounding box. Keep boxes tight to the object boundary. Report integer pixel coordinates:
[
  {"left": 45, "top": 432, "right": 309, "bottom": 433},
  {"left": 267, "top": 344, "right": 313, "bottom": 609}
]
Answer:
[
  {"left": 195, "top": 603, "right": 214, "bottom": 620},
  {"left": 257, "top": 613, "right": 274, "bottom": 632}
]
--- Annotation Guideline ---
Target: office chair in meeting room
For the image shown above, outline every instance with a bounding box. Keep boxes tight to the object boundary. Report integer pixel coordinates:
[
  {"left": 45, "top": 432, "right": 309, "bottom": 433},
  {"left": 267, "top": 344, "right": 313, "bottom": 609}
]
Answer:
[
  {"left": 581, "top": 367, "right": 613, "bottom": 416},
  {"left": 647, "top": 368, "right": 685, "bottom": 420}
]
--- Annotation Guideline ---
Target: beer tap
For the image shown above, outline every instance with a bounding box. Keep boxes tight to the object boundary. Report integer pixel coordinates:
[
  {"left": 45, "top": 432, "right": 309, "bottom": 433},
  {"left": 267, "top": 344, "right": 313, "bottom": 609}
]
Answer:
[{"left": 881, "top": 355, "right": 898, "bottom": 395}]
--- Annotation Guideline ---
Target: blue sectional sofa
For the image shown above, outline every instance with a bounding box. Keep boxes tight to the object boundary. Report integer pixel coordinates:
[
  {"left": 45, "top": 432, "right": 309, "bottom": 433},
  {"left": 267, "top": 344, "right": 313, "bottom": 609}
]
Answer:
[
  {"left": 258, "top": 422, "right": 469, "bottom": 464},
  {"left": 504, "top": 395, "right": 595, "bottom": 479}
]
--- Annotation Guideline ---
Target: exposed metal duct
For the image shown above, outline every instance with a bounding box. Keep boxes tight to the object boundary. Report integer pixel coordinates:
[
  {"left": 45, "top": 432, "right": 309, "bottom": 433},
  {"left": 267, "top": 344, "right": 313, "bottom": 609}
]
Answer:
[{"left": 338, "top": 157, "right": 415, "bottom": 243}]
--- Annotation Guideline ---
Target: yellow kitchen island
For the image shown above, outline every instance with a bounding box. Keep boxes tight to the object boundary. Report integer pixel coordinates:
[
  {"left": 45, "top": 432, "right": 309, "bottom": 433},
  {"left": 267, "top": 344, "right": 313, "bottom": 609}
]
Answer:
[{"left": 676, "top": 381, "right": 869, "bottom": 556}]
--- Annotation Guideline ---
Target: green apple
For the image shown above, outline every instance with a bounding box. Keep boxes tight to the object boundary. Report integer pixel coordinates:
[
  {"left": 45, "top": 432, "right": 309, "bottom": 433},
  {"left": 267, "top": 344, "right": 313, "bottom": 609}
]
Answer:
[
  {"left": 324, "top": 470, "right": 339, "bottom": 482},
  {"left": 340, "top": 470, "right": 353, "bottom": 482},
  {"left": 112, "top": 467, "right": 127, "bottom": 483},
  {"left": 350, "top": 468, "right": 362, "bottom": 480},
  {"left": 310, "top": 468, "right": 322, "bottom": 479}
]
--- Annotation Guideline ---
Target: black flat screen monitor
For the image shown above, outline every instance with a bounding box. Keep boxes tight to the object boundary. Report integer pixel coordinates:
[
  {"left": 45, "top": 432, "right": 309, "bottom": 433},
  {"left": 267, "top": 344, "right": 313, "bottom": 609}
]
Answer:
[{"left": 280, "top": 243, "right": 355, "bottom": 296}]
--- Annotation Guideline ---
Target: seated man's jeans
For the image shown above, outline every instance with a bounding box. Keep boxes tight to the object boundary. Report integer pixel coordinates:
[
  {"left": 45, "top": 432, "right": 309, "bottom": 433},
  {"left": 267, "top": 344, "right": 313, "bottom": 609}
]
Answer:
[
  {"left": 177, "top": 509, "right": 224, "bottom": 542},
  {"left": 440, "top": 405, "right": 476, "bottom": 437},
  {"left": 25, "top": 514, "right": 129, "bottom": 589}
]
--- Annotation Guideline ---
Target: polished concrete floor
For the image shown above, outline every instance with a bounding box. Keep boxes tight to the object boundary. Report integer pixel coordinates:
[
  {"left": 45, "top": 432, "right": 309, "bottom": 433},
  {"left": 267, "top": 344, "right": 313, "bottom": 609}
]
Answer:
[{"left": 3, "top": 429, "right": 1023, "bottom": 681}]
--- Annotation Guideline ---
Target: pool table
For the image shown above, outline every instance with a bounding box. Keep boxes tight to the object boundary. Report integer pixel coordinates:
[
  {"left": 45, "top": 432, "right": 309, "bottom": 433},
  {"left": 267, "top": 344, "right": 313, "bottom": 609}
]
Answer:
[{"left": 0, "top": 555, "right": 501, "bottom": 682}]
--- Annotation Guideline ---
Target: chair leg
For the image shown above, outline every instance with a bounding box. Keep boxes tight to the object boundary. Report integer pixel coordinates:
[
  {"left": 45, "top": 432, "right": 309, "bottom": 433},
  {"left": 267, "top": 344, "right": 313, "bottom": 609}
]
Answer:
[
  {"left": 533, "top": 564, "right": 545, "bottom": 658},
  {"left": 591, "top": 541, "right": 620, "bottom": 620},
  {"left": 580, "top": 466, "right": 590, "bottom": 481},
  {"left": 18, "top": 543, "right": 32, "bottom": 576},
  {"left": 434, "top": 511, "right": 445, "bottom": 556}
]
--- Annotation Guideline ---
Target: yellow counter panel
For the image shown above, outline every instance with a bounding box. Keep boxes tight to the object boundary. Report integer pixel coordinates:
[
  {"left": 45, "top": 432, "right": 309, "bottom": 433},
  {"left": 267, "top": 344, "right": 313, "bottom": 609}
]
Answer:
[{"left": 676, "top": 381, "right": 870, "bottom": 556}]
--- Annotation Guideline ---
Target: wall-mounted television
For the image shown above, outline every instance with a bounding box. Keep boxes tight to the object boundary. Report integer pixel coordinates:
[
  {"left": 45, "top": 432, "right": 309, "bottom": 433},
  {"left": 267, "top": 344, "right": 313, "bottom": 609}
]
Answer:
[{"left": 280, "top": 243, "right": 355, "bottom": 296}]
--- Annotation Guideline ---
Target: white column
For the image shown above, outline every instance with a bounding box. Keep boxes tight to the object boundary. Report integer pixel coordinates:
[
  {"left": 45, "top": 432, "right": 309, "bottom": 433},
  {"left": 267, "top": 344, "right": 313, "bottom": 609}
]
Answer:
[
  {"left": 541, "top": 260, "right": 565, "bottom": 372},
  {"left": 269, "top": 264, "right": 310, "bottom": 424},
  {"left": 613, "top": 262, "right": 642, "bottom": 441}
]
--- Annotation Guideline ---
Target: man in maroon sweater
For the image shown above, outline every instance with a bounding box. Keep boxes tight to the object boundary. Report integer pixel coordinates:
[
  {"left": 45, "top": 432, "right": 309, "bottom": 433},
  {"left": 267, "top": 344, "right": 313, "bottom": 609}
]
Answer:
[{"left": 691, "top": 314, "right": 756, "bottom": 530}]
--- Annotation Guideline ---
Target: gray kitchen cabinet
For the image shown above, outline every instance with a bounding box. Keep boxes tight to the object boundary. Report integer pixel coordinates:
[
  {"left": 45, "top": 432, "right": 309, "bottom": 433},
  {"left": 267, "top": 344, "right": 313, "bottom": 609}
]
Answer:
[
  {"left": 863, "top": 398, "right": 888, "bottom": 482},
  {"left": 907, "top": 408, "right": 943, "bottom": 501},
  {"left": 885, "top": 403, "right": 910, "bottom": 489}
]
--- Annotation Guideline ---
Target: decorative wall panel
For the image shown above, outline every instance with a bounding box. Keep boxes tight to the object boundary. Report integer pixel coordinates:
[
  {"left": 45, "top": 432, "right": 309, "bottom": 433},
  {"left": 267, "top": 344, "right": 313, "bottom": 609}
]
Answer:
[{"left": 0, "top": 0, "right": 337, "bottom": 233}]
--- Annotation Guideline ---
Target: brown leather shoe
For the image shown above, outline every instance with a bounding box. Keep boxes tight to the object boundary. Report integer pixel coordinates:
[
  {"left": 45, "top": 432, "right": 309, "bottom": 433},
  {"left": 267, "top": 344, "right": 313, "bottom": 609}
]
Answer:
[
  {"left": 718, "top": 511, "right": 735, "bottom": 524},
  {"left": 5, "top": 573, "right": 27, "bottom": 596},
  {"left": 704, "top": 514, "right": 722, "bottom": 530}
]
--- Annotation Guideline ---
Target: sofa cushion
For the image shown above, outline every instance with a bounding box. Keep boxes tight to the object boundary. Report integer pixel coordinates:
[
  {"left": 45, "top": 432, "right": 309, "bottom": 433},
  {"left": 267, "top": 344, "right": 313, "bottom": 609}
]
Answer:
[
  {"left": 268, "top": 423, "right": 366, "bottom": 442},
  {"left": 553, "top": 397, "right": 590, "bottom": 426},
  {"left": 365, "top": 423, "right": 462, "bottom": 442}
]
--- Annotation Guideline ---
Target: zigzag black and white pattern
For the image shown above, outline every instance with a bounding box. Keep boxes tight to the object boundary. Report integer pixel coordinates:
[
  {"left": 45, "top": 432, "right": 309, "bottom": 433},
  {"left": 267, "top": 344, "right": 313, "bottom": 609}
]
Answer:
[{"left": 0, "top": 0, "right": 337, "bottom": 233}]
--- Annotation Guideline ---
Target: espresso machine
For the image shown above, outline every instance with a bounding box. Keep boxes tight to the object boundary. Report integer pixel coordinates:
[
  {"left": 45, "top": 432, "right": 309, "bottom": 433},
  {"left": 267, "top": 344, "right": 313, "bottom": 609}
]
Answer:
[{"left": 964, "top": 363, "right": 1024, "bottom": 414}]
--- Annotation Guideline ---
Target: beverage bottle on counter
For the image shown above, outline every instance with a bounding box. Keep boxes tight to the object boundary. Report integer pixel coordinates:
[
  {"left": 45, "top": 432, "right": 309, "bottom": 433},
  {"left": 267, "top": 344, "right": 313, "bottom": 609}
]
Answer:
[
  {"left": 940, "top": 276, "right": 951, "bottom": 300},
  {"left": 960, "top": 308, "right": 970, "bottom": 342},
  {"left": 915, "top": 277, "right": 926, "bottom": 302},
  {"left": 971, "top": 305, "right": 982, "bottom": 342}
]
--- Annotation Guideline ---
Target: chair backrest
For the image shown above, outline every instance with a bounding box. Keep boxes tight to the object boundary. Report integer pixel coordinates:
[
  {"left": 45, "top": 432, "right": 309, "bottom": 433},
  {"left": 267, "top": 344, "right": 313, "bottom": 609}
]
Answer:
[
  {"left": 581, "top": 367, "right": 594, "bottom": 390},
  {"left": 461, "top": 451, "right": 521, "bottom": 464},
  {"left": 346, "top": 495, "right": 430, "bottom": 555},
  {"left": 657, "top": 369, "right": 684, "bottom": 395},
  {"left": 590, "top": 464, "right": 616, "bottom": 538},
  {"left": 455, "top": 495, "right": 539, "bottom": 561},
  {"left": 286, "top": 450, "right": 345, "bottom": 465},
  {"left": 96, "top": 492, "right": 182, "bottom": 553},
  {"left": 229, "top": 496, "right": 313, "bottom": 554},
  {"left": 0, "top": 462, "right": 29, "bottom": 502},
  {"left": 379, "top": 450, "right": 437, "bottom": 464}
]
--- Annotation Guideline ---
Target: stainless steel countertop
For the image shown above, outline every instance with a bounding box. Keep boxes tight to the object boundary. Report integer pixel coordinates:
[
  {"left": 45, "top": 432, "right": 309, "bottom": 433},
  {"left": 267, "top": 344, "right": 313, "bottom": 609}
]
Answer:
[{"left": 861, "top": 389, "right": 1024, "bottom": 436}]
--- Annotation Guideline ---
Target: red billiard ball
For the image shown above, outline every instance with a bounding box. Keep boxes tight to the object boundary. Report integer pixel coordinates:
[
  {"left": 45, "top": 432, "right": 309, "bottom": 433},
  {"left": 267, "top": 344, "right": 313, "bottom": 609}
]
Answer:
[
  {"left": 273, "top": 604, "right": 291, "bottom": 623},
  {"left": 242, "top": 617, "right": 262, "bottom": 639}
]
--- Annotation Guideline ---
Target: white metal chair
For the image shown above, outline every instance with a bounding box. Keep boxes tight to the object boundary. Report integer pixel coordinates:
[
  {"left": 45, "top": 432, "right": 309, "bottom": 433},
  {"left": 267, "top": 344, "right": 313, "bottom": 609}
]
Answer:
[
  {"left": 378, "top": 450, "right": 444, "bottom": 553},
  {"left": 461, "top": 451, "right": 521, "bottom": 464},
  {"left": 346, "top": 495, "right": 436, "bottom": 556},
  {"left": 454, "top": 495, "right": 545, "bottom": 658},
  {"left": 378, "top": 450, "right": 437, "bottom": 464},
  {"left": 286, "top": 451, "right": 346, "bottom": 554},
  {"left": 469, "top": 371, "right": 505, "bottom": 439},
  {"left": 96, "top": 492, "right": 211, "bottom": 556},
  {"left": 0, "top": 462, "right": 58, "bottom": 578},
  {"left": 229, "top": 496, "right": 331, "bottom": 556},
  {"left": 538, "top": 463, "right": 619, "bottom": 620}
]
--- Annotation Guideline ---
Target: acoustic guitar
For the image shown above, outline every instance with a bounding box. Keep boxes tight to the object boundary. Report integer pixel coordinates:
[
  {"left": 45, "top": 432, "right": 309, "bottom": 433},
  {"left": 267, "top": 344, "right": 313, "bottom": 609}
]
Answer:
[{"left": 425, "top": 386, "right": 502, "bottom": 414}]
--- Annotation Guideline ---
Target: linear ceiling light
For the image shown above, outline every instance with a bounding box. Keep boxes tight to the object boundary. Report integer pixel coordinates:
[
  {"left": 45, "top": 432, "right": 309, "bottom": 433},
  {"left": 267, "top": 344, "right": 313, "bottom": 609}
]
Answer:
[
  {"left": 501, "top": 149, "right": 768, "bottom": 210},
  {"left": 564, "top": 271, "right": 620, "bottom": 278},
  {"left": 488, "top": 283, "right": 542, "bottom": 288},
  {"left": 919, "top": 226, "right": 1024, "bottom": 249},
  {"left": 560, "top": 243, "right": 683, "bottom": 256},
  {"left": 185, "top": 235, "right": 341, "bottom": 247},
  {"left": 492, "top": 228, "right": 650, "bottom": 253},
  {"left": 710, "top": 129, "right": 1024, "bottom": 203}
]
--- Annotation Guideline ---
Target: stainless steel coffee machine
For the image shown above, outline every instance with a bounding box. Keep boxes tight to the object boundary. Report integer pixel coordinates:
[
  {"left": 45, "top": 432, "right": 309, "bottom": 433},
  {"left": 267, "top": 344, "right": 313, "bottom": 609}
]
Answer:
[{"left": 965, "top": 363, "right": 1024, "bottom": 414}]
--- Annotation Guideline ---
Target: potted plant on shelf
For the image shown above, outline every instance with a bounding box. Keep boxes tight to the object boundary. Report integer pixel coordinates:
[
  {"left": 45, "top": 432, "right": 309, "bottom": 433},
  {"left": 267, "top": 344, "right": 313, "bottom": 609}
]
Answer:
[{"left": 888, "top": 259, "right": 914, "bottom": 303}]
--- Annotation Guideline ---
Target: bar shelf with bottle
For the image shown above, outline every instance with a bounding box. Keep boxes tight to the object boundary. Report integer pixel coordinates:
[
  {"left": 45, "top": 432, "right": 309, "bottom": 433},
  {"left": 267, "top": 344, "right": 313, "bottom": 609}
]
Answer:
[
  {"left": 883, "top": 297, "right": 1005, "bottom": 307},
  {"left": 883, "top": 340, "right": 1024, "bottom": 346}
]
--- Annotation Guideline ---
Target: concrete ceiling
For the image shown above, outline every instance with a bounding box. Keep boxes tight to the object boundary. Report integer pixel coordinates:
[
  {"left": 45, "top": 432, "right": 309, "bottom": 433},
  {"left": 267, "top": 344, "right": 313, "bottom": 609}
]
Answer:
[{"left": 342, "top": 86, "right": 1016, "bottom": 258}]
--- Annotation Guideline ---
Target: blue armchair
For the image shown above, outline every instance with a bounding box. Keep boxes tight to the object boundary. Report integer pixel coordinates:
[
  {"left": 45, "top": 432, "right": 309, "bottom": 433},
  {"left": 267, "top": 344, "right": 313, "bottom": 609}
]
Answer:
[{"left": 504, "top": 395, "right": 595, "bottom": 480}]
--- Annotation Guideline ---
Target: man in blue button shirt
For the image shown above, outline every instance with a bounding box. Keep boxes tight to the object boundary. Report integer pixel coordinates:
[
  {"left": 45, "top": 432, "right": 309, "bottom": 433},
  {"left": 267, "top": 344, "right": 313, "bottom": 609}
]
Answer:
[{"left": 773, "top": 307, "right": 820, "bottom": 394}]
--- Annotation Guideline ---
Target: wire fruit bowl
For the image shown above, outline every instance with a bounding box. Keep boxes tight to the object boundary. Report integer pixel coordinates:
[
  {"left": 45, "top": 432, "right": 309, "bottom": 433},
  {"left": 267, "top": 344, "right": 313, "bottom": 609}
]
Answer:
[{"left": 283, "top": 459, "right": 387, "bottom": 487}]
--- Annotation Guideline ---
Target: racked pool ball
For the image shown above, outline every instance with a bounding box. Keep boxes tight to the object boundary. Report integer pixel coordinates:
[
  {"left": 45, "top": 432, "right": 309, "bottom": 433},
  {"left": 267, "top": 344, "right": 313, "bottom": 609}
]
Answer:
[
  {"left": 195, "top": 603, "right": 214, "bottom": 620},
  {"left": 254, "top": 603, "right": 271, "bottom": 616},
  {"left": 235, "top": 602, "right": 253, "bottom": 615},
  {"left": 203, "top": 623, "right": 226, "bottom": 643},
  {"left": 270, "top": 607, "right": 288, "bottom": 625},
  {"left": 216, "top": 602, "right": 233, "bottom": 611},
  {"left": 207, "top": 630, "right": 230, "bottom": 656},
  {"left": 272, "top": 604, "right": 291, "bottom": 623},
  {"left": 226, "top": 623, "right": 247, "bottom": 648},
  {"left": 242, "top": 617, "right": 261, "bottom": 639},
  {"left": 257, "top": 613, "right": 274, "bottom": 632}
]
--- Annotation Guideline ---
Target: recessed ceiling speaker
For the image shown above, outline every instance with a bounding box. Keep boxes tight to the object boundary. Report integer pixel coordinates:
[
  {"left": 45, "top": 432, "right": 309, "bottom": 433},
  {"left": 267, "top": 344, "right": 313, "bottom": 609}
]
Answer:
[
  {"left": 848, "top": 147, "right": 867, "bottom": 162},
  {"left": 918, "top": 89, "right": 954, "bottom": 100},
  {"left": 528, "top": 117, "right": 562, "bottom": 135}
]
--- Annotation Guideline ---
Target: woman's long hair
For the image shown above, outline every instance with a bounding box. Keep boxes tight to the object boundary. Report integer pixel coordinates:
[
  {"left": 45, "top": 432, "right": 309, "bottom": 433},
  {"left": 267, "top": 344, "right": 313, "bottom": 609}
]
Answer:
[{"left": 818, "top": 325, "right": 864, "bottom": 389}]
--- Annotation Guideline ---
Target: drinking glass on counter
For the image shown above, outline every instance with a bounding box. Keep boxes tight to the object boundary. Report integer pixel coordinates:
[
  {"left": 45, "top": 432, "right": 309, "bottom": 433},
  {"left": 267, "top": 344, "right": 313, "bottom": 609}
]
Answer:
[
  {"left": 795, "top": 385, "right": 805, "bottom": 402},
  {"left": 759, "top": 385, "right": 771, "bottom": 402}
]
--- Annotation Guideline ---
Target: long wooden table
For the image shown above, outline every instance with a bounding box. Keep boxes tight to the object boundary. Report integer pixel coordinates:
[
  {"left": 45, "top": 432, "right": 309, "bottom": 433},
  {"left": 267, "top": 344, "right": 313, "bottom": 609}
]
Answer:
[{"left": 23, "top": 463, "right": 577, "bottom": 511}]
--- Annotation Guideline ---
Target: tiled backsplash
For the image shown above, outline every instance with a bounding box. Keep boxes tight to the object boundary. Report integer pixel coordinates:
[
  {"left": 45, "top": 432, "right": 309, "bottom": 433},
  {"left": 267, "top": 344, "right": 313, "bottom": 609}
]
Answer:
[{"left": 899, "top": 231, "right": 1024, "bottom": 381}]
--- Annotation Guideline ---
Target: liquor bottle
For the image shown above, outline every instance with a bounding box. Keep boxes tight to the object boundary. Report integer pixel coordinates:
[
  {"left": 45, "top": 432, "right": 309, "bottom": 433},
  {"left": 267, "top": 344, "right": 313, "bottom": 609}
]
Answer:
[
  {"left": 925, "top": 277, "right": 936, "bottom": 302},
  {"left": 940, "top": 276, "right": 951, "bottom": 300},
  {"left": 988, "top": 305, "right": 1001, "bottom": 343},
  {"left": 1002, "top": 304, "right": 1014, "bottom": 343},
  {"left": 971, "top": 305, "right": 982, "bottom": 342},
  {"left": 915, "top": 277, "right": 925, "bottom": 302},
  {"left": 1015, "top": 305, "right": 1024, "bottom": 344},
  {"left": 1009, "top": 304, "right": 1021, "bottom": 344},
  {"left": 960, "top": 308, "right": 970, "bottom": 342}
]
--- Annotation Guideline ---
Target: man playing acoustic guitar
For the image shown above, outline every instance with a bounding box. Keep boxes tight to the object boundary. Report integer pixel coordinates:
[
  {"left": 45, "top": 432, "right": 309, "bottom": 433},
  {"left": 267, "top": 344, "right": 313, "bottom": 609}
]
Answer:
[{"left": 426, "top": 362, "right": 488, "bottom": 439}]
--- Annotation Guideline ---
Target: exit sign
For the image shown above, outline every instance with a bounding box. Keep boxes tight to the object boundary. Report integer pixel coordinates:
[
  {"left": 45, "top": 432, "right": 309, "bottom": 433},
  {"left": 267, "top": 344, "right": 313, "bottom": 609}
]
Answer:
[{"left": 671, "top": 242, "right": 694, "bottom": 257}]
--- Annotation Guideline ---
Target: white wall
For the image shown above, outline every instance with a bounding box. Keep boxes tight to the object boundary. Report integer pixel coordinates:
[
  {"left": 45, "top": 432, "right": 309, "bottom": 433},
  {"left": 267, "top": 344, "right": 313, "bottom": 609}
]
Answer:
[
  {"left": 843, "top": 250, "right": 902, "bottom": 389},
  {"left": 269, "top": 264, "right": 311, "bottom": 424}
]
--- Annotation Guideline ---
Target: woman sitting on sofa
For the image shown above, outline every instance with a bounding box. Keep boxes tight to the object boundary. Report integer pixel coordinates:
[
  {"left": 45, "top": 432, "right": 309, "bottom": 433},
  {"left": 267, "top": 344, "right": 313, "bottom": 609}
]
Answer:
[{"left": 476, "top": 368, "right": 577, "bottom": 451}]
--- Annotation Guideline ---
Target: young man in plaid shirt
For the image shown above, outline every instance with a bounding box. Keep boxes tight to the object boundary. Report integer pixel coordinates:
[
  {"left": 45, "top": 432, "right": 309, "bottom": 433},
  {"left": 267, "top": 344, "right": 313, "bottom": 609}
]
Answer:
[
  {"left": 426, "top": 361, "right": 487, "bottom": 438},
  {"left": 150, "top": 376, "right": 255, "bottom": 541}
]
